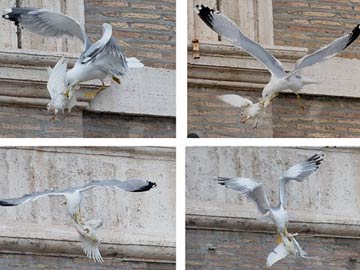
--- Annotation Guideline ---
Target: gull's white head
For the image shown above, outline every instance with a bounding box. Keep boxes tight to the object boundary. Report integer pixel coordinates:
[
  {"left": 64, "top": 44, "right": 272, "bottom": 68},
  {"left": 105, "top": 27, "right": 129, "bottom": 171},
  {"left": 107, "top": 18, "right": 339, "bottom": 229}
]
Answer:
[{"left": 262, "top": 89, "right": 278, "bottom": 108}]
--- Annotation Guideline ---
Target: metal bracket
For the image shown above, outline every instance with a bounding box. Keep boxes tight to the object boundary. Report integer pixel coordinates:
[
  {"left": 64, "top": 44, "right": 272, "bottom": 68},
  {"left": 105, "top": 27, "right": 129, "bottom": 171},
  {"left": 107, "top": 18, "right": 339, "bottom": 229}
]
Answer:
[{"left": 192, "top": 39, "right": 200, "bottom": 59}]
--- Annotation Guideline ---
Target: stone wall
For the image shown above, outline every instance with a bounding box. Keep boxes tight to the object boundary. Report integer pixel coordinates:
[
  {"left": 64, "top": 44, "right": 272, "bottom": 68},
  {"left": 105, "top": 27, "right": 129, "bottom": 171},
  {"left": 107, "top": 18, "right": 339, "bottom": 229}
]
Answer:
[
  {"left": 186, "top": 229, "right": 360, "bottom": 270},
  {"left": 188, "top": 87, "right": 360, "bottom": 138},
  {"left": 186, "top": 147, "right": 360, "bottom": 269},
  {"left": 0, "top": 147, "right": 175, "bottom": 268},
  {"left": 85, "top": 0, "right": 176, "bottom": 69},
  {"left": 273, "top": 0, "right": 360, "bottom": 60},
  {"left": 0, "top": 105, "right": 175, "bottom": 138}
]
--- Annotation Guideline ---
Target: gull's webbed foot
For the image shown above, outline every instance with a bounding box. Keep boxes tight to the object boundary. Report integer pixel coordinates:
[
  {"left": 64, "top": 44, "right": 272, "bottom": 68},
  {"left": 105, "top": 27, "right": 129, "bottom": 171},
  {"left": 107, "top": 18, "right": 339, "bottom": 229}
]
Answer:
[
  {"left": 49, "top": 115, "right": 56, "bottom": 122},
  {"left": 84, "top": 84, "right": 109, "bottom": 99},
  {"left": 275, "top": 233, "right": 283, "bottom": 245},
  {"left": 295, "top": 93, "right": 305, "bottom": 111}
]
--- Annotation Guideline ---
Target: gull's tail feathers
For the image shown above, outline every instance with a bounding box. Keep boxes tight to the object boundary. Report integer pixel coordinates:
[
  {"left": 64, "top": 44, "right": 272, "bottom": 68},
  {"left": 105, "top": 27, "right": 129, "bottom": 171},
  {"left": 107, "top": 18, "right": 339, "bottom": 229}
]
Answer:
[
  {"left": 126, "top": 57, "right": 144, "bottom": 68},
  {"left": 301, "top": 76, "right": 320, "bottom": 85}
]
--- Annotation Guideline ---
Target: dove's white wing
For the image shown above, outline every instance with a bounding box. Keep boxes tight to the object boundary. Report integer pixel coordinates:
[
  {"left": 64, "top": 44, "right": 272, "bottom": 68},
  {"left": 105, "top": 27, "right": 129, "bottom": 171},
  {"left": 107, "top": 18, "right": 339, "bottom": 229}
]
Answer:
[
  {"left": 218, "top": 94, "right": 253, "bottom": 108},
  {"left": 266, "top": 242, "right": 289, "bottom": 267},
  {"left": 47, "top": 58, "right": 67, "bottom": 99},
  {"left": 80, "top": 236, "right": 103, "bottom": 263}
]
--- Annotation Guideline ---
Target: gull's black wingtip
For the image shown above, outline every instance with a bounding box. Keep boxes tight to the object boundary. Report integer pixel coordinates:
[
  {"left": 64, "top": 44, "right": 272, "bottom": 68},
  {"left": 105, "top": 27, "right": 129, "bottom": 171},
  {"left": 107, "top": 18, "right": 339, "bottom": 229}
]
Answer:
[
  {"left": 132, "top": 181, "right": 157, "bottom": 192},
  {"left": 195, "top": 4, "right": 216, "bottom": 30},
  {"left": 217, "top": 177, "right": 229, "bottom": 185},
  {"left": 345, "top": 24, "right": 360, "bottom": 49},
  {"left": 0, "top": 200, "right": 15, "bottom": 207}
]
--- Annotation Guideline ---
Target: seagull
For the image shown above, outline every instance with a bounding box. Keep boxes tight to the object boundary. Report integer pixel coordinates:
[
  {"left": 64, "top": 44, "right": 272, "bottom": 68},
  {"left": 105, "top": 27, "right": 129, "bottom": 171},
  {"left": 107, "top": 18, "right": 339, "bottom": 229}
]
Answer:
[
  {"left": 72, "top": 217, "right": 104, "bottom": 263},
  {"left": 0, "top": 178, "right": 157, "bottom": 231},
  {"left": 195, "top": 5, "right": 360, "bottom": 109},
  {"left": 218, "top": 94, "right": 261, "bottom": 123},
  {"left": 2, "top": 7, "right": 144, "bottom": 99},
  {"left": 46, "top": 57, "right": 77, "bottom": 119},
  {"left": 217, "top": 153, "right": 324, "bottom": 267},
  {"left": 0, "top": 178, "right": 156, "bottom": 262}
]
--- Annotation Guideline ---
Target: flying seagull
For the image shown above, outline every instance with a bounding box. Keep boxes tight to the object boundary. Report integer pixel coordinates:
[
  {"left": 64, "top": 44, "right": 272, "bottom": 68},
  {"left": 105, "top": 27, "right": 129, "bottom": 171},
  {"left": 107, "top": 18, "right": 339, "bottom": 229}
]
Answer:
[
  {"left": 218, "top": 94, "right": 261, "bottom": 123},
  {"left": 0, "top": 178, "right": 156, "bottom": 224},
  {"left": 0, "top": 178, "right": 156, "bottom": 261},
  {"left": 217, "top": 153, "right": 324, "bottom": 267},
  {"left": 195, "top": 5, "right": 360, "bottom": 109},
  {"left": 47, "top": 57, "right": 77, "bottom": 119},
  {"left": 2, "top": 7, "right": 144, "bottom": 99},
  {"left": 73, "top": 217, "right": 104, "bottom": 263}
]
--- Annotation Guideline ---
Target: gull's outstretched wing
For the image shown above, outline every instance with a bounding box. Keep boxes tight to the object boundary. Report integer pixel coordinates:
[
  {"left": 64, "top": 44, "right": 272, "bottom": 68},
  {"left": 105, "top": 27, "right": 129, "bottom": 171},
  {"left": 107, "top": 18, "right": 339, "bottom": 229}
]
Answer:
[
  {"left": 288, "top": 24, "right": 360, "bottom": 76},
  {"left": 0, "top": 189, "right": 67, "bottom": 207},
  {"left": 217, "top": 177, "right": 270, "bottom": 215},
  {"left": 279, "top": 153, "right": 324, "bottom": 206},
  {"left": 218, "top": 94, "right": 253, "bottom": 108},
  {"left": 2, "top": 7, "right": 90, "bottom": 50},
  {"left": 0, "top": 178, "right": 156, "bottom": 207},
  {"left": 47, "top": 57, "right": 67, "bottom": 99},
  {"left": 83, "top": 178, "right": 157, "bottom": 192},
  {"left": 266, "top": 242, "right": 289, "bottom": 267},
  {"left": 195, "top": 5, "right": 286, "bottom": 78}
]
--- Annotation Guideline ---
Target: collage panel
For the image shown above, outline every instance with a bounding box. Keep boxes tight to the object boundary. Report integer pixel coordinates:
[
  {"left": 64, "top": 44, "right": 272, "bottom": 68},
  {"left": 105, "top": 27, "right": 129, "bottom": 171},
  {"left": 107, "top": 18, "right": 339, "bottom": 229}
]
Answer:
[
  {"left": 0, "top": 0, "right": 175, "bottom": 138},
  {"left": 188, "top": 0, "right": 360, "bottom": 138},
  {"left": 186, "top": 147, "right": 360, "bottom": 269},
  {"left": 0, "top": 147, "right": 175, "bottom": 269}
]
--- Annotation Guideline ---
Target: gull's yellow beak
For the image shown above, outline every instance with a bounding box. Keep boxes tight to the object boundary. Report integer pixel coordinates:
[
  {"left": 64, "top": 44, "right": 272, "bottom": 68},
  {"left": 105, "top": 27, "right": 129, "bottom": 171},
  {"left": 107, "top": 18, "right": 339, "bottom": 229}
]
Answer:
[
  {"left": 264, "top": 98, "right": 271, "bottom": 108},
  {"left": 240, "top": 115, "right": 250, "bottom": 123},
  {"left": 64, "top": 87, "right": 70, "bottom": 98}
]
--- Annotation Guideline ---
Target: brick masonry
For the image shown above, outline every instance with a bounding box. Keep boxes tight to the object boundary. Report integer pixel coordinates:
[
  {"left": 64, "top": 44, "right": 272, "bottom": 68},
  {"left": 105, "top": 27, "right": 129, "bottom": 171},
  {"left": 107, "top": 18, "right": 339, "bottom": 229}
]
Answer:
[
  {"left": 188, "top": 86, "right": 360, "bottom": 138},
  {"left": 0, "top": 253, "right": 175, "bottom": 270},
  {"left": 273, "top": 0, "right": 360, "bottom": 59},
  {"left": 84, "top": 0, "right": 176, "bottom": 69},
  {"left": 83, "top": 111, "right": 175, "bottom": 138},
  {"left": 0, "top": 105, "right": 175, "bottom": 138},
  {"left": 186, "top": 228, "right": 360, "bottom": 270}
]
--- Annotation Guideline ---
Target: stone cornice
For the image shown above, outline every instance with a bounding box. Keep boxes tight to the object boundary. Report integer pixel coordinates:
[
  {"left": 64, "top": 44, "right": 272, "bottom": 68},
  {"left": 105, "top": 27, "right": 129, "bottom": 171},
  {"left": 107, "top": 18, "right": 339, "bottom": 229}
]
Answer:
[
  {"left": 186, "top": 214, "right": 360, "bottom": 239},
  {"left": 0, "top": 49, "right": 176, "bottom": 117},
  {"left": 0, "top": 235, "right": 175, "bottom": 263}
]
